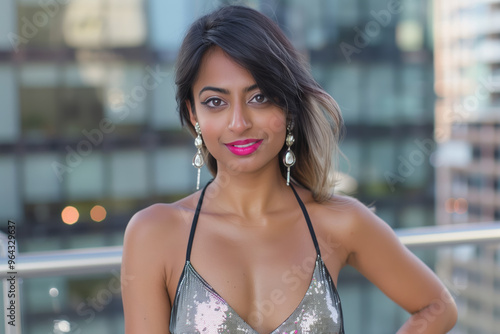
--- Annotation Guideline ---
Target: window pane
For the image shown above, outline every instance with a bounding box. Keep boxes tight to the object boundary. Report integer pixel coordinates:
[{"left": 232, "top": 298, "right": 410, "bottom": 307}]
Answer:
[
  {"left": 0, "top": 1, "right": 16, "bottom": 51},
  {"left": 103, "top": 63, "right": 148, "bottom": 127},
  {"left": 327, "top": 65, "right": 362, "bottom": 124},
  {"left": 399, "top": 139, "right": 431, "bottom": 189},
  {"left": 60, "top": 86, "right": 103, "bottom": 138},
  {"left": 149, "top": 64, "right": 182, "bottom": 130},
  {"left": 23, "top": 153, "right": 62, "bottom": 203},
  {"left": 110, "top": 150, "right": 148, "bottom": 199},
  {"left": 16, "top": 2, "right": 65, "bottom": 50},
  {"left": 325, "top": 0, "right": 359, "bottom": 26},
  {"left": 0, "top": 156, "right": 21, "bottom": 220},
  {"left": 399, "top": 65, "right": 432, "bottom": 123},
  {"left": 20, "top": 87, "right": 58, "bottom": 139},
  {"left": 66, "top": 153, "right": 105, "bottom": 200},
  {"left": 367, "top": 139, "right": 396, "bottom": 186},
  {"left": 148, "top": 0, "right": 193, "bottom": 51},
  {"left": 365, "top": 65, "right": 397, "bottom": 125},
  {"left": 20, "top": 63, "right": 59, "bottom": 86},
  {"left": 154, "top": 147, "right": 204, "bottom": 195},
  {"left": 0, "top": 65, "right": 19, "bottom": 143}
]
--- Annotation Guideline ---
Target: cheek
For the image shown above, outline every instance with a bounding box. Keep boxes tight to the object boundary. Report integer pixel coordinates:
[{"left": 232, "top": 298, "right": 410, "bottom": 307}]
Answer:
[
  {"left": 199, "top": 123, "right": 222, "bottom": 149},
  {"left": 267, "top": 113, "right": 287, "bottom": 135},
  {"left": 197, "top": 118, "right": 227, "bottom": 159},
  {"left": 262, "top": 113, "right": 287, "bottom": 146}
]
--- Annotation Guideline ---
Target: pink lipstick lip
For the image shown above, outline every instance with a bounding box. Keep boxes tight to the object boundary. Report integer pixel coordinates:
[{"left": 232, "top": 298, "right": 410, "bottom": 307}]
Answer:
[{"left": 225, "top": 139, "right": 263, "bottom": 156}]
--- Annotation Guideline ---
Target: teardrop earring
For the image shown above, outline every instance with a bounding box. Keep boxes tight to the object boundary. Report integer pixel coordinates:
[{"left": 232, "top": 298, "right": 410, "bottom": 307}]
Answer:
[
  {"left": 283, "top": 122, "right": 296, "bottom": 186},
  {"left": 192, "top": 122, "right": 204, "bottom": 190}
]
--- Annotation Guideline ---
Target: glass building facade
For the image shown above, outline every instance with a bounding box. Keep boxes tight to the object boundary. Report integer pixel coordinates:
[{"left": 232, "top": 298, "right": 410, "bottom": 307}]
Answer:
[
  {"left": 434, "top": 1, "right": 500, "bottom": 333},
  {"left": 0, "top": 0, "right": 438, "bottom": 333}
]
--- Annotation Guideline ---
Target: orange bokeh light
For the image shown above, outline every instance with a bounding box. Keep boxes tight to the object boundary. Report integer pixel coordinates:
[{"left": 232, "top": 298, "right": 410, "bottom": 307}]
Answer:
[
  {"left": 90, "top": 205, "right": 107, "bottom": 222},
  {"left": 62, "top": 206, "right": 79, "bottom": 225},
  {"left": 454, "top": 198, "right": 468, "bottom": 214},
  {"left": 445, "top": 198, "right": 455, "bottom": 214}
]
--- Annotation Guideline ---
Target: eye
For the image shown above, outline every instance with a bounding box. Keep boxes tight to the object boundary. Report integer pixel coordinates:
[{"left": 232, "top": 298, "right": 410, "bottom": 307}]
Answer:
[
  {"left": 250, "top": 94, "right": 268, "bottom": 104},
  {"left": 201, "top": 97, "right": 226, "bottom": 108}
]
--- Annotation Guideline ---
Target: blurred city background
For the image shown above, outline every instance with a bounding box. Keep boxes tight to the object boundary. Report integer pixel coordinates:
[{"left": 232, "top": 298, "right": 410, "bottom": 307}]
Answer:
[{"left": 0, "top": 0, "right": 499, "bottom": 333}]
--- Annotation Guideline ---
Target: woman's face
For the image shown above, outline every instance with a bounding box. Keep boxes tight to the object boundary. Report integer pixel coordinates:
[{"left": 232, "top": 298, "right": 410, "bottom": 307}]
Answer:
[{"left": 188, "top": 46, "right": 287, "bottom": 175}]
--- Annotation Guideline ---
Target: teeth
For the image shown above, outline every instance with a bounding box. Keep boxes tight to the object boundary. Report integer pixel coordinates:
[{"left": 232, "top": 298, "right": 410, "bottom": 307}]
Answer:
[{"left": 234, "top": 142, "right": 257, "bottom": 148}]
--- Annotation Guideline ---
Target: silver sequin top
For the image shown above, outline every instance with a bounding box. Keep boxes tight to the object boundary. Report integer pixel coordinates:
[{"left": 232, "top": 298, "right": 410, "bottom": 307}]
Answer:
[{"left": 170, "top": 182, "right": 345, "bottom": 334}]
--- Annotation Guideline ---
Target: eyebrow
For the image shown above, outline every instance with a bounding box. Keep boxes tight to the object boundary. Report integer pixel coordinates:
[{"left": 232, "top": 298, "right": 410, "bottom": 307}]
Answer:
[{"left": 198, "top": 84, "right": 259, "bottom": 97}]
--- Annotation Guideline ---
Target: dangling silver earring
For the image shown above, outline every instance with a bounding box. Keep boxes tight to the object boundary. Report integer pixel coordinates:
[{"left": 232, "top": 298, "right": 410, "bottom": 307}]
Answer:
[
  {"left": 283, "top": 122, "right": 296, "bottom": 186},
  {"left": 192, "top": 122, "right": 204, "bottom": 190}
]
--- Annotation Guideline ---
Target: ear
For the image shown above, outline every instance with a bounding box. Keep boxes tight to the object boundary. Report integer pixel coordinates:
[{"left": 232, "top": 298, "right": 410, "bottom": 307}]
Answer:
[{"left": 187, "top": 99, "right": 197, "bottom": 127}]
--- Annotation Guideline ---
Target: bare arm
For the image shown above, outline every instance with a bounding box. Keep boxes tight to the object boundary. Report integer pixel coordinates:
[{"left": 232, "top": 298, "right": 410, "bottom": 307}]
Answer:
[
  {"left": 121, "top": 207, "right": 171, "bottom": 334},
  {"left": 344, "top": 201, "right": 458, "bottom": 333}
]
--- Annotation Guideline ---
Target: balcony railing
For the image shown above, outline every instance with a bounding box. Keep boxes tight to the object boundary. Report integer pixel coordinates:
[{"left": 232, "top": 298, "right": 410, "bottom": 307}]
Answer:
[
  {"left": 2, "top": 222, "right": 500, "bottom": 279},
  {"left": 1, "top": 222, "right": 500, "bottom": 334}
]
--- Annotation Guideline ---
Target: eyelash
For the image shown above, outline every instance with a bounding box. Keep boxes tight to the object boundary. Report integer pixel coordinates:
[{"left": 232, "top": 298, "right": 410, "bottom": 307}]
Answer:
[
  {"left": 249, "top": 94, "right": 268, "bottom": 104},
  {"left": 200, "top": 98, "right": 225, "bottom": 108},
  {"left": 200, "top": 94, "right": 269, "bottom": 108}
]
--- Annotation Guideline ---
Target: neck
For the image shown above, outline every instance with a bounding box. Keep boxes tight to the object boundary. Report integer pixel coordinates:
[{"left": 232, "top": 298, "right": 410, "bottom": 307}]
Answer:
[{"left": 207, "top": 161, "right": 292, "bottom": 220}]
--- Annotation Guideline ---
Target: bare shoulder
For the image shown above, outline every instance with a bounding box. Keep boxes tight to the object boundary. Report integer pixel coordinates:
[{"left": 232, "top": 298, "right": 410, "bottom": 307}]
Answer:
[
  {"left": 312, "top": 192, "right": 374, "bottom": 230},
  {"left": 319, "top": 193, "right": 407, "bottom": 266},
  {"left": 122, "top": 193, "right": 202, "bottom": 279},
  {"left": 124, "top": 193, "right": 200, "bottom": 245},
  {"left": 124, "top": 204, "right": 177, "bottom": 249},
  {"left": 289, "top": 187, "right": 369, "bottom": 265},
  {"left": 318, "top": 193, "right": 365, "bottom": 214},
  {"left": 308, "top": 192, "right": 394, "bottom": 257}
]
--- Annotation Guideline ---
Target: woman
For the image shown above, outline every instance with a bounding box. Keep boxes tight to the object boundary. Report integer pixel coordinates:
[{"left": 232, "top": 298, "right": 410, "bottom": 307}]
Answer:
[{"left": 121, "top": 5, "right": 457, "bottom": 334}]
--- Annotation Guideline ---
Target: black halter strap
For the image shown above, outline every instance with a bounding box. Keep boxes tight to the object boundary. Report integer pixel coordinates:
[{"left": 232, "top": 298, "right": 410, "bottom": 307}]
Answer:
[
  {"left": 289, "top": 184, "right": 322, "bottom": 257},
  {"left": 186, "top": 180, "right": 212, "bottom": 262},
  {"left": 185, "top": 181, "right": 321, "bottom": 261}
]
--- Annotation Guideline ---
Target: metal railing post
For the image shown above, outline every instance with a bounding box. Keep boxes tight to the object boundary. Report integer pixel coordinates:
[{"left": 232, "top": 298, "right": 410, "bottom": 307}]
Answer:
[{"left": 0, "top": 231, "right": 22, "bottom": 334}]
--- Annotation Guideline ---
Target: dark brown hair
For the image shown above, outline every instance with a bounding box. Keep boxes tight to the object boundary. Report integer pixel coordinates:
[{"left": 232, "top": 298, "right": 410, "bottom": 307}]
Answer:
[{"left": 175, "top": 5, "right": 343, "bottom": 201}]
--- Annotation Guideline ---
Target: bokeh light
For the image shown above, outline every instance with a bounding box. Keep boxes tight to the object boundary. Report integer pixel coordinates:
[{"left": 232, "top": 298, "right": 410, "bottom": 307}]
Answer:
[
  {"left": 49, "top": 287, "right": 59, "bottom": 297},
  {"left": 54, "top": 319, "right": 71, "bottom": 333},
  {"left": 454, "top": 198, "right": 468, "bottom": 214},
  {"left": 445, "top": 198, "right": 469, "bottom": 214},
  {"left": 90, "top": 205, "right": 107, "bottom": 222},
  {"left": 445, "top": 198, "right": 455, "bottom": 214},
  {"left": 61, "top": 206, "right": 79, "bottom": 225}
]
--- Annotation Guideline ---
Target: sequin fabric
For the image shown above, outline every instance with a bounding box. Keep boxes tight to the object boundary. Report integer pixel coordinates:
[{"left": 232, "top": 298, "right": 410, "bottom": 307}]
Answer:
[{"left": 169, "top": 182, "right": 345, "bottom": 334}]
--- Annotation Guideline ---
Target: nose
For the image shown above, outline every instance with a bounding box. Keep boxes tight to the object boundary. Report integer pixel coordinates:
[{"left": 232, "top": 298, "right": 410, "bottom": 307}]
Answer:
[{"left": 228, "top": 102, "right": 252, "bottom": 133}]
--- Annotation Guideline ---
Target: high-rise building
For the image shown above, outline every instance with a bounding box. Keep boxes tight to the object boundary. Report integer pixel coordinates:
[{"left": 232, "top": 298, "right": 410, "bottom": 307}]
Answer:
[
  {"left": 0, "top": 1, "right": 436, "bottom": 333},
  {"left": 434, "top": 0, "right": 500, "bottom": 332}
]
